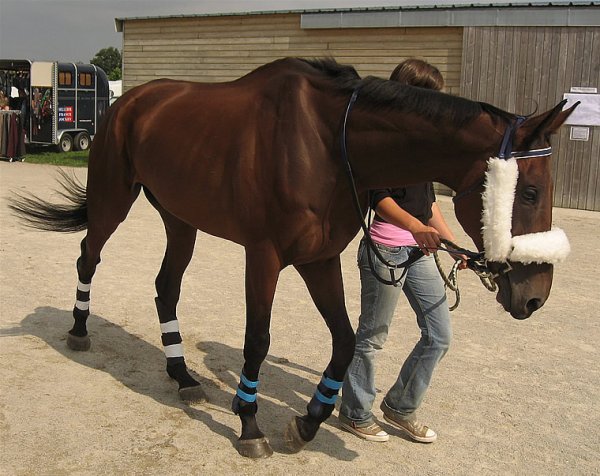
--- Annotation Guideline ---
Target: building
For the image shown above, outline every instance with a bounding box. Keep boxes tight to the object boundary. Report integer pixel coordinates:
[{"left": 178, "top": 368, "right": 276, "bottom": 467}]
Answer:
[{"left": 116, "top": 3, "right": 600, "bottom": 210}]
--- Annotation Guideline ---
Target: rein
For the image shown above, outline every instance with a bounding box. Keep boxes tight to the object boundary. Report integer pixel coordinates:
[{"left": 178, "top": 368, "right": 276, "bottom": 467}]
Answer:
[{"left": 340, "top": 88, "right": 423, "bottom": 286}]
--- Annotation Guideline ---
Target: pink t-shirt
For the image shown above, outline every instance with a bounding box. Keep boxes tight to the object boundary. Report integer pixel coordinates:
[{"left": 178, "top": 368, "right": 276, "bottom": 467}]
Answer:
[{"left": 370, "top": 219, "right": 416, "bottom": 247}]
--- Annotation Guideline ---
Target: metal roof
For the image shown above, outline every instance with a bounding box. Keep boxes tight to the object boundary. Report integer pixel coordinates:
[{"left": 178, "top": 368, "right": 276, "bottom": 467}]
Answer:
[{"left": 115, "top": 2, "right": 600, "bottom": 31}]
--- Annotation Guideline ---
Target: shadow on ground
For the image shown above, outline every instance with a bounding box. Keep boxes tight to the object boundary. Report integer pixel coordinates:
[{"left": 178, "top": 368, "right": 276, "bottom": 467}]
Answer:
[{"left": 1, "top": 306, "right": 358, "bottom": 460}]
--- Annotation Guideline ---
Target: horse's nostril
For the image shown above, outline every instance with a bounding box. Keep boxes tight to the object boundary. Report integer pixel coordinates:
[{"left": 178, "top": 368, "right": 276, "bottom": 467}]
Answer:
[{"left": 526, "top": 298, "right": 543, "bottom": 314}]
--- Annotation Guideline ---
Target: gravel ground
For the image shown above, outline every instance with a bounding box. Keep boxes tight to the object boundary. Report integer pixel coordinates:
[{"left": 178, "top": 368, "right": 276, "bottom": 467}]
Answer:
[{"left": 1, "top": 162, "right": 598, "bottom": 475}]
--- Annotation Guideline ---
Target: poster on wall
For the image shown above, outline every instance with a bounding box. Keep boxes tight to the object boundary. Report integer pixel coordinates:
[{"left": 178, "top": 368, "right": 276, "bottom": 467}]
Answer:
[
  {"left": 31, "top": 86, "right": 53, "bottom": 143},
  {"left": 563, "top": 88, "right": 600, "bottom": 126}
]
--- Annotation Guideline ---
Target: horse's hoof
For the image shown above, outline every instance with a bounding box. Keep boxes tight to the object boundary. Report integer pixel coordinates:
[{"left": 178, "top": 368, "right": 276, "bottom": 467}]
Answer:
[
  {"left": 235, "top": 437, "right": 273, "bottom": 459},
  {"left": 67, "top": 333, "right": 91, "bottom": 351},
  {"left": 283, "top": 417, "right": 308, "bottom": 453},
  {"left": 178, "top": 385, "right": 208, "bottom": 404}
]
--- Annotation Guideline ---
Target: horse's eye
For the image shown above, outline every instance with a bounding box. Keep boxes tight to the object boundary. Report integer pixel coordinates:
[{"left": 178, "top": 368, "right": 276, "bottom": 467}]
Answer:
[{"left": 521, "top": 186, "right": 538, "bottom": 204}]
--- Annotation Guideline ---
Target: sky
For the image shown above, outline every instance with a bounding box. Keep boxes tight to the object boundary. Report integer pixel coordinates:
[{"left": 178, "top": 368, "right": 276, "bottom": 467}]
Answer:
[{"left": 0, "top": 0, "right": 560, "bottom": 64}]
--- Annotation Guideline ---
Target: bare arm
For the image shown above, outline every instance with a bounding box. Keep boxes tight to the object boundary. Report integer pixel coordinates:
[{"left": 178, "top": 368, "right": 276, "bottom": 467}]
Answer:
[
  {"left": 428, "top": 202, "right": 456, "bottom": 241},
  {"left": 428, "top": 202, "right": 467, "bottom": 268}
]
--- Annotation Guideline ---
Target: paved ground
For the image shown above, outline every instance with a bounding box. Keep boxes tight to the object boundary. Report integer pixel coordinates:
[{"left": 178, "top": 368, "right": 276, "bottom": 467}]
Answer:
[{"left": 1, "top": 162, "right": 598, "bottom": 475}]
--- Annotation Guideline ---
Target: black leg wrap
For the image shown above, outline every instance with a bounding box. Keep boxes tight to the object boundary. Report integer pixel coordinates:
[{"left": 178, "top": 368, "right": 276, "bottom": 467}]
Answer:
[
  {"left": 70, "top": 307, "right": 89, "bottom": 337},
  {"left": 232, "top": 395, "right": 257, "bottom": 416},
  {"left": 293, "top": 397, "right": 335, "bottom": 443},
  {"left": 168, "top": 359, "right": 207, "bottom": 403},
  {"left": 67, "top": 307, "right": 91, "bottom": 351},
  {"left": 308, "top": 395, "right": 335, "bottom": 423},
  {"left": 166, "top": 360, "right": 200, "bottom": 389},
  {"left": 293, "top": 372, "right": 342, "bottom": 443}
]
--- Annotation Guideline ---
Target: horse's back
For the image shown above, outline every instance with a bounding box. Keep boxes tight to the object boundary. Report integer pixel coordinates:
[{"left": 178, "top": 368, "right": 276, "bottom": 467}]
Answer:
[
  {"left": 87, "top": 58, "right": 349, "bottom": 258},
  {"left": 95, "top": 57, "right": 324, "bottom": 164}
]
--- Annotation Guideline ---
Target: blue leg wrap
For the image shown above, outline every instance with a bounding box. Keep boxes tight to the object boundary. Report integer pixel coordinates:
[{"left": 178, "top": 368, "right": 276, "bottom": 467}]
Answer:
[
  {"left": 308, "top": 373, "right": 344, "bottom": 421},
  {"left": 236, "top": 372, "right": 259, "bottom": 403}
]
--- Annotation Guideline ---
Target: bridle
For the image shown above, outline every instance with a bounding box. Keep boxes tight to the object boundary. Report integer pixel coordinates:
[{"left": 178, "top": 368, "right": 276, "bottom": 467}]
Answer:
[
  {"left": 340, "top": 88, "right": 567, "bottom": 290},
  {"left": 452, "top": 115, "right": 554, "bottom": 277},
  {"left": 452, "top": 115, "right": 552, "bottom": 204},
  {"left": 452, "top": 115, "right": 569, "bottom": 270}
]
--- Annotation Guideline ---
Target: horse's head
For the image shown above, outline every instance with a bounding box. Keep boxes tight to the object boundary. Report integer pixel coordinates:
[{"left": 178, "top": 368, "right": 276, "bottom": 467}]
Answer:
[{"left": 454, "top": 100, "right": 579, "bottom": 319}]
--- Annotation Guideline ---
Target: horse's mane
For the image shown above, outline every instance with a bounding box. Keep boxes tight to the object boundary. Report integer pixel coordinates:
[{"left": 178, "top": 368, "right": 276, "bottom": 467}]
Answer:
[{"left": 300, "top": 57, "right": 515, "bottom": 127}]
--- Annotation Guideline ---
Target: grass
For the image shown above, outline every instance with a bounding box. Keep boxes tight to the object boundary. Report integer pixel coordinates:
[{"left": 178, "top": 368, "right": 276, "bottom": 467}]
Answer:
[{"left": 23, "top": 148, "right": 89, "bottom": 167}]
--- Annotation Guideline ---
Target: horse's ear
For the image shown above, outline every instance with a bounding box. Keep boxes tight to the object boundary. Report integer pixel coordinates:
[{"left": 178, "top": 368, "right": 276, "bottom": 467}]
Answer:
[
  {"left": 525, "top": 100, "right": 580, "bottom": 137},
  {"left": 544, "top": 100, "right": 580, "bottom": 135}
]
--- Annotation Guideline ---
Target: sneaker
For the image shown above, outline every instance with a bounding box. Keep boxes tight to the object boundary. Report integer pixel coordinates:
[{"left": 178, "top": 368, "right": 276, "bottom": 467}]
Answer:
[
  {"left": 338, "top": 413, "right": 389, "bottom": 442},
  {"left": 380, "top": 401, "right": 437, "bottom": 443}
]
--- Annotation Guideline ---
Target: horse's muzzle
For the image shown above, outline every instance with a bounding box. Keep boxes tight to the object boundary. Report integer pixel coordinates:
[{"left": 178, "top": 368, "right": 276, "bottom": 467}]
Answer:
[{"left": 492, "top": 261, "right": 552, "bottom": 320}]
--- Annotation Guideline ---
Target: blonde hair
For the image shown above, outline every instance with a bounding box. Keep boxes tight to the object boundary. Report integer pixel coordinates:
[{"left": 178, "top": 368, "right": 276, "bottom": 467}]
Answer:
[{"left": 390, "top": 59, "right": 444, "bottom": 91}]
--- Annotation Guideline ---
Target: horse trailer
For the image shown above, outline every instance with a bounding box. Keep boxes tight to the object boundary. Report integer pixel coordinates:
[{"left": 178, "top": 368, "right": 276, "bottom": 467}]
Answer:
[{"left": 0, "top": 59, "right": 109, "bottom": 153}]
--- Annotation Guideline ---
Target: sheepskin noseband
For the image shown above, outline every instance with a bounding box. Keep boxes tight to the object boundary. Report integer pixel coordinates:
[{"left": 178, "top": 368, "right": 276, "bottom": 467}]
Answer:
[{"left": 481, "top": 156, "right": 571, "bottom": 265}]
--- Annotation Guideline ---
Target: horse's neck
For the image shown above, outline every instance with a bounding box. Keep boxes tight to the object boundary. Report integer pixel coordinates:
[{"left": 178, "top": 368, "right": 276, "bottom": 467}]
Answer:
[{"left": 347, "top": 110, "right": 496, "bottom": 193}]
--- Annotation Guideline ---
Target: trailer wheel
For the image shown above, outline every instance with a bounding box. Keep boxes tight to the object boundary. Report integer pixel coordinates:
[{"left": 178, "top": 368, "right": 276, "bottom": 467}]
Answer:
[
  {"left": 58, "top": 134, "right": 73, "bottom": 153},
  {"left": 74, "top": 132, "right": 91, "bottom": 151}
]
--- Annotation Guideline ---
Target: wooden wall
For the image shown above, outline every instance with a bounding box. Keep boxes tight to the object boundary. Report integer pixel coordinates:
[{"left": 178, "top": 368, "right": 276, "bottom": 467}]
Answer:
[
  {"left": 461, "top": 26, "right": 600, "bottom": 211},
  {"left": 121, "top": 13, "right": 463, "bottom": 95},
  {"left": 121, "top": 14, "right": 599, "bottom": 209}
]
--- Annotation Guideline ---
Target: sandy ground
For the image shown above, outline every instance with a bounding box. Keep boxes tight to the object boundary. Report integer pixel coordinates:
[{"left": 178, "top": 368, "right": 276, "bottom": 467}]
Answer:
[{"left": 0, "top": 162, "right": 598, "bottom": 475}]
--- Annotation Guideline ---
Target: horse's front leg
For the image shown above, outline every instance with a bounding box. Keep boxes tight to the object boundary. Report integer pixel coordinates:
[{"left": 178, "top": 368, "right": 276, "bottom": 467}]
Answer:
[
  {"left": 231, "top": 243, "right": 281, "bottom": 458},
  {"left": 286, "top": 256, "right": 356, "bottom": 451}
]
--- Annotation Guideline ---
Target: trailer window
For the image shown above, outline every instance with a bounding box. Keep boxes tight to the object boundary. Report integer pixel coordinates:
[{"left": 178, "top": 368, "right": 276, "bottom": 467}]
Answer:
[
  {"left": 59, "top": 71, "right": 73, "bottom": 86},
  {"left": 79, "top": 73, "right": 93, "bottom": 87}
]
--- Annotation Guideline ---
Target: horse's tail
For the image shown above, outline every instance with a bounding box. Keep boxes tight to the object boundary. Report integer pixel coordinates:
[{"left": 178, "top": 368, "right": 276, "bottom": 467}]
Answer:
[{"left": 8, "top": 169, "right": 88, "bottom": 233}]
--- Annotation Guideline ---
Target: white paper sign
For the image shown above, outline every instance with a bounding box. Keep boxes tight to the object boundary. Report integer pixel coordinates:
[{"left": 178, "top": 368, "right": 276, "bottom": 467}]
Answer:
[
  {"left": 570, "top": 126, "right": 590, "bottom": 141},
  {"left": 563, "top": 93, "right": 600, "bottom": 126},
  {"left": 570, "top": 87, "right": 597, "bottom": 94}
]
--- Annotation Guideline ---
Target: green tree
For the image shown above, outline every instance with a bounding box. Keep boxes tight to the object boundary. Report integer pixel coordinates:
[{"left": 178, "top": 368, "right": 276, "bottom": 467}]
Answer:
[
  {"left": 91, "top": 47, "right": 122, "bottom": 80},
  {"left": 108, "top": 66, "right": 121, "bottom": 81}
]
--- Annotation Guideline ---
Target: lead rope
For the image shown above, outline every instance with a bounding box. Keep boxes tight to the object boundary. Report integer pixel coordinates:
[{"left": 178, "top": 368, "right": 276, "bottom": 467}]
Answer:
[
  {"left": 434, "top": 252, "right": 461, "bottom": 311},
  {"left": 433, "top": 239, "right": 498, "bottom": 311}
]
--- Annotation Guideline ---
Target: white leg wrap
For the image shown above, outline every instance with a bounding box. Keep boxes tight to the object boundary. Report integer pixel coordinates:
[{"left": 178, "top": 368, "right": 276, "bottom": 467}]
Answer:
[
  {"left": 160, "top": 320, "right": 180, "bottom": 334},
  {"left": 164, "top": 343, "right": 184, "bottom": 358},
  {"left": 77, "top": 280, "right": 91, "bottom": 292},
  {"left": 75, "top": 300, "right": 90, "bottom": 311}
]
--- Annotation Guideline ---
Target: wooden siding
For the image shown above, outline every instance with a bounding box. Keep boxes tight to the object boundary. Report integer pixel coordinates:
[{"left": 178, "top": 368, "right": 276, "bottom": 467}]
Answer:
[
  {"left": 461, "top": 26, "right": 600, "bottom": 211},
  {"left": 121, "top": 14, "right": 463, "bottom": 95}
]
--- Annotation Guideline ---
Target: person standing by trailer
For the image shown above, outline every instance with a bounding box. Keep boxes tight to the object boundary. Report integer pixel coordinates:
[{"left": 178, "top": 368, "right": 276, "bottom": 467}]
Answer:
[
  {"left": 18, "top": 87, "right": 29, "bottom": 136},
  {"left": 0, "top": 90, "right": 9, "bottom": 110},
  {"left": 338, "top": 59, "right": 467, "bottom": 444}
]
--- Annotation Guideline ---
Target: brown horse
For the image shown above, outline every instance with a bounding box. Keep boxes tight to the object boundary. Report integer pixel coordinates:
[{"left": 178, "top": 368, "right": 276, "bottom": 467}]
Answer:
[{"left": 10, "top": 57, "right": 577, "bottom": 458}]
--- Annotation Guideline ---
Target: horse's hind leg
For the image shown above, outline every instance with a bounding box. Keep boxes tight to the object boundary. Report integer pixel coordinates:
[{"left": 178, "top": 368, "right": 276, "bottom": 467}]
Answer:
[
  {"left": 284, "top": 256, "right": 356, "bottom": 451},
  {"left": 145, "top": 189, "right": 207, "bottom": 404},
  {"left": 67, "top": 237, "right": 99, "bottom": 350},
  {"left": 67, "top": 186, "right": 141, "bottom": 351}
]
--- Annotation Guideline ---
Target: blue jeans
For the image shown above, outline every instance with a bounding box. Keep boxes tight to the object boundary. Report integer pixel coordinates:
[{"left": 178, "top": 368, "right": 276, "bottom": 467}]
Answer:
[{"left": 340, "top": 240, "right": 452, "bottom": 424}]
